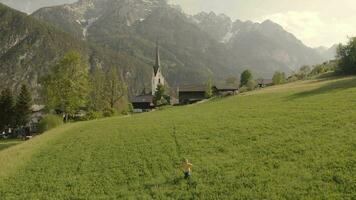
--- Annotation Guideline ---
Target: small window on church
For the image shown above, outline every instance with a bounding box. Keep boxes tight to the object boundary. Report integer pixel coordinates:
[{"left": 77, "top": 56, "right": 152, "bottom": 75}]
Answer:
[{"left": 158, "top": 79, "right": 161, "bottom": 84}]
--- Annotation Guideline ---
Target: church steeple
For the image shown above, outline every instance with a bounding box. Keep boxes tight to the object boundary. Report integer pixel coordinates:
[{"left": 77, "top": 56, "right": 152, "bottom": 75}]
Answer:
[
  {"left": 153, "top": 40, "right": 160, "bottom": 75},
  {"left": 151, "top": 39, "right": 165, "bottom": 95}
]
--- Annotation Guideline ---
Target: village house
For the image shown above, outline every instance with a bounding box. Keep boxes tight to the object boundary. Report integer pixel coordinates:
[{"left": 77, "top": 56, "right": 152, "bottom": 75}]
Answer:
[
  {"left": 29, "top": 104, "right": 46, "bottom": 133},
  {"left": 178, "top": 85, "right": 207, "bottom": 104},
  {"left": 130, "top": 93, "right": 154, "bottom": 112},
  {"left": 257, "top": 79, "right": 273, "bottom": 88},
  {"left": 212, "top": 85, "right": 239, "bottom": 96}
]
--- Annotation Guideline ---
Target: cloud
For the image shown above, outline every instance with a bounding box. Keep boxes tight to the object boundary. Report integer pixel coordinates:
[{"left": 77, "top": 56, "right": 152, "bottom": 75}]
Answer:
[{"left": 261, "top": 11, "right": 356, "bottom": 47}]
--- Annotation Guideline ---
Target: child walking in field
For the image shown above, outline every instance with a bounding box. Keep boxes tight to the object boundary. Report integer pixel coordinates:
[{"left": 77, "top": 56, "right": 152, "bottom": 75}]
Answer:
[{"left": 182, "top": 159, "right": 193, "bottom": 179}]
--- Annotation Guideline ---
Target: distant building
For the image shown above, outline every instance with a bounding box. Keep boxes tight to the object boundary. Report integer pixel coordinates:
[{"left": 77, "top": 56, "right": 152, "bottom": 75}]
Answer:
[
  {"left": 212, "top": 85, "right": 239, "bottom": 96},
  {"left": 178, "top": 85, "right": 207, "bottom": 104},
  {"left": 257, "top": 79, "right": 273, "bottom": 88},
  {"left": 130, "top": 94, "right": 154, "bottom": 112},
  {"left": 29, "top": 105, "right": 46, "bottom": 133}
]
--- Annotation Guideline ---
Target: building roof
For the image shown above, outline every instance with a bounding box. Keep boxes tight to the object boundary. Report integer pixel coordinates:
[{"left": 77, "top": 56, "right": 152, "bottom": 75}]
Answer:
[
  {"left": 213, "top": 84, "right": 239, "bottom": 91},
  {"left": 178, "top": 85, "right": 207, "bottom": 92},
  {"left": 130, "top": 94, "right": 153, "bottom": 103},
  {"left": 258, "top": 79, "right": 273, "bottom": 85}
]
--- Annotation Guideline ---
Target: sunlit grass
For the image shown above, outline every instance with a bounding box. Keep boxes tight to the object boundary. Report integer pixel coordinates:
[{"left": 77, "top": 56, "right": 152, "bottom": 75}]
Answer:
[{"left": 0, "top": 77, "right": 355, "bottom": 199}]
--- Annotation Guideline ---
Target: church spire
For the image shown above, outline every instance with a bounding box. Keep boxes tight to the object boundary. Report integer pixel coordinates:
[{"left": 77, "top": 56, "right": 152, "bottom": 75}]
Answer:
[{"left": 153, "top": 40, "right": 160, "bottom": 75}]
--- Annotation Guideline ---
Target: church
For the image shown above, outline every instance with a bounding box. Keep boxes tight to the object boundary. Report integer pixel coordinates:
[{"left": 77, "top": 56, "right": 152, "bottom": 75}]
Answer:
[
  {"left": 130, "top": 42, "right": 166, "bottom": 112},
  {"left": 130, "top": 41, "right": 239, "bottom": 111}
]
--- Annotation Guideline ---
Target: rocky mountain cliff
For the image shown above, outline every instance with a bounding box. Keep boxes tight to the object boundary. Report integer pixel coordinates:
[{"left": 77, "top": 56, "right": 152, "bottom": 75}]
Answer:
[
  {"left": 32, "top": 0, "right": 328, "bottom": 81},
  {"left": 192, "top": 12, "right": 327, "bottom": 75},
  {"left": 0, "top": 2, "right": 151, "bottom": 98},
  {"left": 32, "top": 0, "right": 237, "bottom": 86},
  {"left": 315, "top": 44, "right": 338, "bottom": 61}
]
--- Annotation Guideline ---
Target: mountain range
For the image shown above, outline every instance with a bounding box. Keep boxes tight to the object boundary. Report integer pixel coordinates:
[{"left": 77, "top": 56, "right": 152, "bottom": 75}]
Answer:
[{"left": 0, "top": 0, "right": 337, "bottom": 97}]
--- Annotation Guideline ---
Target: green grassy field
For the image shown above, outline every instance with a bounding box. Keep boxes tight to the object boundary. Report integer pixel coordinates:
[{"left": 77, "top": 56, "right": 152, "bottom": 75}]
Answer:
[{"left": 0, "top": 77, "right": 355, "bottom": 199}]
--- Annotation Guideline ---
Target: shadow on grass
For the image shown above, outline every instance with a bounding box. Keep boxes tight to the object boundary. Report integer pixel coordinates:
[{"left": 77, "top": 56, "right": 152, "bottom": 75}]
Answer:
[
  {"left": 287, "top": 77, "right": 356, "bottom": 100},
  {"left": 0, "top": 140, "right": 23, "bottom": 151}
]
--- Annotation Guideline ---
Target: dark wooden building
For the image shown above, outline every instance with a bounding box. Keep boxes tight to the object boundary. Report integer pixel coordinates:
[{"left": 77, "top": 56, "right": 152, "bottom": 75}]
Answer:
[
  {"left": 178, "top": 85, "right": 207, "bottom": 104},
  {"left": 212, "top": 85, "right": 239, "bottom": 96},
  {"left": 257, "top": 79, "right": 273, "bottom": 88},
  {"left": 130, "top": 94, "right": 154, "bottom": 112}
]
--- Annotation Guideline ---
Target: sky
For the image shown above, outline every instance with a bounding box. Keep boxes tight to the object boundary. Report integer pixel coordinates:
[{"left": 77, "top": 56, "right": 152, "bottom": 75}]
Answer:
[
  {"left": 171, "top": 0, "right": 356, "bottom": 48},
  {"left": 1, "top": 0, "right": 355, "bottom": 48}
]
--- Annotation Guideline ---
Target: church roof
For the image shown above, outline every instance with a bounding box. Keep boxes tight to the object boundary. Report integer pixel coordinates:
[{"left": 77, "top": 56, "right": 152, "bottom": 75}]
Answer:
[
  {"left": 153, "top": 41, "right": 160, "bottom": 75},
  {"left": 213, "top": 84, "right": 239, "bottom": 91},
  {"left": 178, "top": 85, "right": 207, "bottom": 92}
]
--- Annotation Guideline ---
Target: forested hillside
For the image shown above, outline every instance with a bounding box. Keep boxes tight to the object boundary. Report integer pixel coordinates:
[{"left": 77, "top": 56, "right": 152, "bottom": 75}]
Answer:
[{"left": 0, "top": 3, "right": 151, "bottom": 97}]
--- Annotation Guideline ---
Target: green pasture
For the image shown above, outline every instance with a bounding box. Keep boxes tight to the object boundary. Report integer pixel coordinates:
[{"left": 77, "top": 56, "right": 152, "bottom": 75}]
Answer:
[{"left": 0, "top": 77, "right": 355, "bottom": 199}]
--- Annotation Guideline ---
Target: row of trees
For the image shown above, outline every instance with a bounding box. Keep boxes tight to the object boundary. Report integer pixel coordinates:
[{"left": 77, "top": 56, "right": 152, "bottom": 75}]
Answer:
[
  {"left": 271, "top": 59, "right": 338, "bottom": 86},
  {"left": 0, "top": 85, "right": 32, "bottom": 131},
  {"left": 42, "top": 51, "right": 127, "bottom": 122}
]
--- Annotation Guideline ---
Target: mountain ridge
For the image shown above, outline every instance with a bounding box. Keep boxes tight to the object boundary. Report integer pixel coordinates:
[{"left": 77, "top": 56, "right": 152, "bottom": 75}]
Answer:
[
  {"left": 0, "top": 0, "right": 335, "bottom": 97},
  {"left": 32, "top": 0, "right": 329, "bottom": 80}
]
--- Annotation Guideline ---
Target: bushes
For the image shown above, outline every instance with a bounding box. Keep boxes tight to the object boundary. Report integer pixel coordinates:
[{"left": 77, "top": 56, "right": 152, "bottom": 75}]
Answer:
[
  {"left": 38, "top": 115, "right": 63, "bottom": 133},
  {"left": 272, "top": 71, "right": 286, "bottom": 85}
]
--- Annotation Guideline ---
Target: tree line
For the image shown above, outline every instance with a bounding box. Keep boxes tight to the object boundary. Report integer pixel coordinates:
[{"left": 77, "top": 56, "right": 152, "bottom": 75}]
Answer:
[
  {"left": 270, "top": 37, "right": 356, "bottom": 86},
  {"left": 42, "top": 51, "right": 128, "bottom": 122},
  {"left": 1, "top": 50, "right": 129, "bottom": 134},
  {"left": 0, "top": 85, "right": 32, "bottom": 131}
]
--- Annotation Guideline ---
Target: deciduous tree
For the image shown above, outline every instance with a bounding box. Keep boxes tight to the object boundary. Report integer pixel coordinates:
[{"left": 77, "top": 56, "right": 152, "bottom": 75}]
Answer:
[
  {"left": 337, "top": 37, "right": 356, "bottom": 74},
  {"left": 89, "top": 66, "right": 106, "bottom": 111},
  {"left": 43, "top": 51, "right": 89, "bottom": 122},
  {"left": 104, "top": 67, "right": 126, "bottom": 110}
]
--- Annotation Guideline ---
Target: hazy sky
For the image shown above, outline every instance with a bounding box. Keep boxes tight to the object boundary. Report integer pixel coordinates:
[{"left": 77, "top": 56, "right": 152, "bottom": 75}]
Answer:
[
  {"left": 170, "top": 0, "right": 356, "bottom": 48},
  {"left": 1, "top": 0, "right": 355, "bottom": 47}
]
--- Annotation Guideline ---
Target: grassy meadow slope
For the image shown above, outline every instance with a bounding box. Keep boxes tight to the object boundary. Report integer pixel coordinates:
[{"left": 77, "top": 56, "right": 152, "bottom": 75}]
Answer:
[{"left": 0, "top": 77, "right": 355, "bottom": 199}]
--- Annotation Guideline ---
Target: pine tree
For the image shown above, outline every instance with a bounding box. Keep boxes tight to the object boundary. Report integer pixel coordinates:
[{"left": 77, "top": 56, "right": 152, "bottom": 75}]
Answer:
[
  {"left": 15, "top": 84, "right": 33, "bottom": 127},
  {"left": 153, "top": 84, "right": 168, "bottom": 106},
  {"left": 0, "top": 88, "right": 15, "bottom": 130}
]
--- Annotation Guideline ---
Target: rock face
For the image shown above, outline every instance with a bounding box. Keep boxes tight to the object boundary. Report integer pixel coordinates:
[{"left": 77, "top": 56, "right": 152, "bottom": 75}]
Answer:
[
  {"left": 192, "top": 13, "right": 325, "bottom": 76},
  {"left": 32, "top": 0, "right": 327, "bottom": 82}
]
